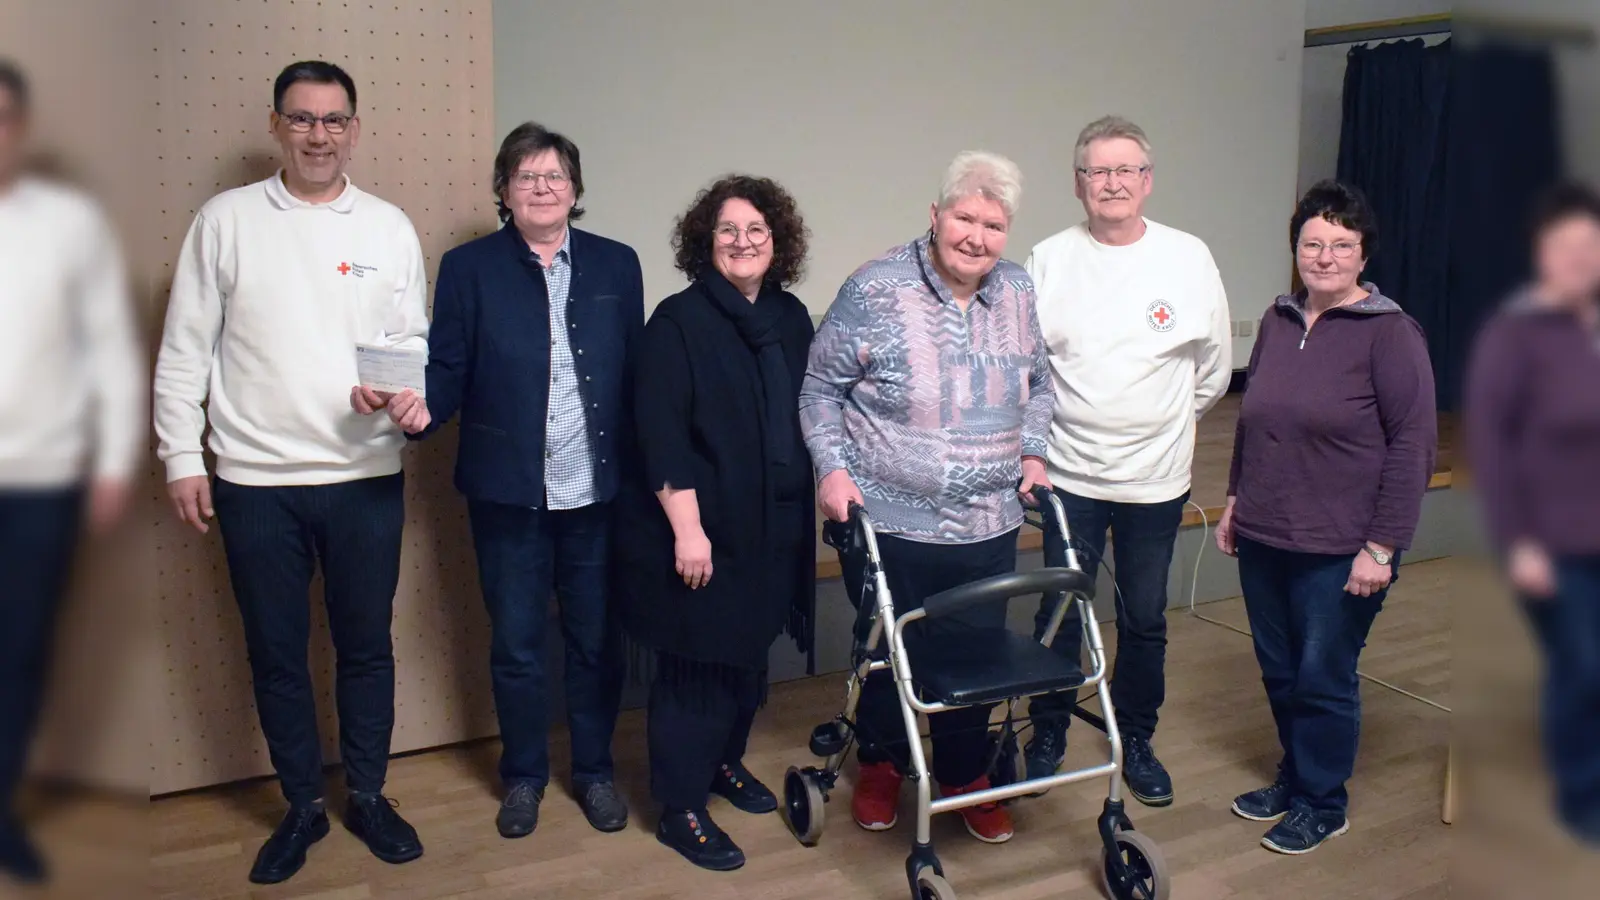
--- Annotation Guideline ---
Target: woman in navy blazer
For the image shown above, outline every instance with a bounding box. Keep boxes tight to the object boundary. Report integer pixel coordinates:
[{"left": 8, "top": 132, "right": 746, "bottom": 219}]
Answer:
[{"left": 392, "top": 122, "right": 644, "bottom": 840}]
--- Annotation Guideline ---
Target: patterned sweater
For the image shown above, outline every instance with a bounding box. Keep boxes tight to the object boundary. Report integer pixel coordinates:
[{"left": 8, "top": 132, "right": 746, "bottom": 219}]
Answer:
[{"left": 800, "top": 235, "right": 1054, "bottom": 543}]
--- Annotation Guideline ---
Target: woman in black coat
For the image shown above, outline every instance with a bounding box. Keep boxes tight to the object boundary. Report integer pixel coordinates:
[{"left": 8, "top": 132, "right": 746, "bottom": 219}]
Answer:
[{"left": 612, "top": 175, "right": 816, "bottom": 871}]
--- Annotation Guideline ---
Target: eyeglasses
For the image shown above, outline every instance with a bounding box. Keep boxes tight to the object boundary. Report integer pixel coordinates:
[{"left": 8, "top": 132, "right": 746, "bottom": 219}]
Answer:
[
  {"left": 714, "top": 223, "right": 771, "bottom": 246},
  {"left": 1077, "top": 165, "right": 1148, "bottom": 183},
  {"left": 511, "top": 171, "right": 570, "bottom": 191},
  {"left": 1298, "top": 240, "right": 1361, "bottom": 259},
  {"left": 278, "top": 111, "right": 354, "bottom": 134}
]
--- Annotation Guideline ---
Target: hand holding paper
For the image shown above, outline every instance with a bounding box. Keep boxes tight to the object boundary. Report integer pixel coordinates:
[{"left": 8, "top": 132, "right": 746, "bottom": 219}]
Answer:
[{"left": 355, "top": 343, "right": 427, "bottom": 398}]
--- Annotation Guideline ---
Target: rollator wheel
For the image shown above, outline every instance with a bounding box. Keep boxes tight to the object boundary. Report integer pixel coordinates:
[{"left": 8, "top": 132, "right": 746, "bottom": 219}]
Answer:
[
  {"left": 1099, "top": 828, "right": 1170, "bottom": 900},
  {"left": 782, "top": 766, "right": 826, "bottom": 846},
  {"left": 915, "top": 869, "right": 958, "bottom": 900}
]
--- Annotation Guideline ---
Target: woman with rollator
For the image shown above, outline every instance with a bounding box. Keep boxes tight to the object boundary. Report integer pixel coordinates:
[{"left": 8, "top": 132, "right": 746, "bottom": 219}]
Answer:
[{"left": 800, "top": 149, "right": 1054, "bottom": 845}]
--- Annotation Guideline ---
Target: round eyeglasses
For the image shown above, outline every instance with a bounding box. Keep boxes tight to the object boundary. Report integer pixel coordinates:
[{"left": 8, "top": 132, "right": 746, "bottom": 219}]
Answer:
[{"left": 714, "top": 223, "right": 770, "bottom": 246}]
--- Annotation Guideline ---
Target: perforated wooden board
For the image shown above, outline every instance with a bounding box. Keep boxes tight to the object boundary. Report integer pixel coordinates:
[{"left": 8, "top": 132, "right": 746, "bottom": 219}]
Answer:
[{"left": 148, "top": 0, "right": 498, "bottom": 796}]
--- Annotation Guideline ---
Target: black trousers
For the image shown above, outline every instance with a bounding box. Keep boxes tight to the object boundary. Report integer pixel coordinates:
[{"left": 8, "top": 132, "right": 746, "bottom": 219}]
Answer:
[
  {"left": 212, "top": 472, "right": 405, "bottom": 806},
  {"left": 0, "top": 486, "right": 83, "bottom": 814},
  {"left": 647, "top": 652, "right": 764, "bottom": 812},
  {"left": 849, "top": 528, "right": 1020, "bottom": 788}
]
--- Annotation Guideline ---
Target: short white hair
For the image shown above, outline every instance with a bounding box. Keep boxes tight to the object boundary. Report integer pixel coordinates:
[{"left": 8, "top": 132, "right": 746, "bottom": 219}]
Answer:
[
  {"left": 937, "top": 150, "right": 1023, "bottom": 220},
  {"left": 1073, "top": 115, "right": 1153, "bottom": 169}
]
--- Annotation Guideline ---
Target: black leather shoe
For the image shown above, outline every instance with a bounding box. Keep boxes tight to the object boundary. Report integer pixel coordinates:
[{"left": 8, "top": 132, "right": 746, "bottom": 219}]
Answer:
[
  {"left": 344, "top": 792, "right": 423, "bottom": 864},
  {"left": 496, "top": 781, "right": 544, "bottom": 839},
  {"left": 0, "top": 816, "right": 46, "bottom": 885},
  {"left": 247, "top": 804, "right": 329, "bottom": 885},
  {"left": 710, "top": 762, "right": 778, "bottom": 814},
  {"left": 576, "top": 780, "right": 629, "bottom": 833},
  {"left": 1122, "top": 736, "right": 1174, "bottom": 807},
  {"left": 656, "top": 808, "right": 744, "bottom": 871}
]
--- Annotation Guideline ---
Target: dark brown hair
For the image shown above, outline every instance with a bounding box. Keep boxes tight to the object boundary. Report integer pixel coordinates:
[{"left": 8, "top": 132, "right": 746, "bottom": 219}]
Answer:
[
  {"left": 493, "top": 121, "right": 585, "bottom": 222},
  {"left": 671, "top": 175, "right": 809, "bottom": 288},
  {"left": 1290, "top": 178, "right": 1379, "bottom": 260}
]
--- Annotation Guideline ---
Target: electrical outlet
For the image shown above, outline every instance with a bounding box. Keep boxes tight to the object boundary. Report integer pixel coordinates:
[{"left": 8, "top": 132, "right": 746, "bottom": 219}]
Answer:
[{"left": 1238, "top": 319, "right": 1254, "bottom": 338}]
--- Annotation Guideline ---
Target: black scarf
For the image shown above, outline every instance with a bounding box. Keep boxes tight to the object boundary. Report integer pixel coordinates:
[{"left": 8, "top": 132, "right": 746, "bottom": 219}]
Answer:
[{"left": 700, "top": 267, "right": 795, "bottom": 471}]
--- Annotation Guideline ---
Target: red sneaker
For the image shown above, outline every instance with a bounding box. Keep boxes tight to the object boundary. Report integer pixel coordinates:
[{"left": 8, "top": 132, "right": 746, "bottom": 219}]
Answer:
[
  {"left": 941, "top": 776, "right": 1014, "bottom": 844},
  {"left": 852, "top": 761, "right": 903, "bottom": 831}
]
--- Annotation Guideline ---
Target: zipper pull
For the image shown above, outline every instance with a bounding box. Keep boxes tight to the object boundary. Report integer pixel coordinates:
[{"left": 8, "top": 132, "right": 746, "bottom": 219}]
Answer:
[{"left": 1298, "top": 329, "right": 1308, "bottom": 350}]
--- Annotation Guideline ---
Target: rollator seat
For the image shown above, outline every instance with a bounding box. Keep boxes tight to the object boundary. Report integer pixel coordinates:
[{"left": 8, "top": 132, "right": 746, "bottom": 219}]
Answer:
[{"left": 905, "top": 627, "right": 1086, "bottom": 706}]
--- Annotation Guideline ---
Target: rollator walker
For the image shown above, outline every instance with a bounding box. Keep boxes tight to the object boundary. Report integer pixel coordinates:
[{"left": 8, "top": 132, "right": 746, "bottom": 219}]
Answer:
[{"left": 780, "top": 487, "right": 1169, "bottom": 900}]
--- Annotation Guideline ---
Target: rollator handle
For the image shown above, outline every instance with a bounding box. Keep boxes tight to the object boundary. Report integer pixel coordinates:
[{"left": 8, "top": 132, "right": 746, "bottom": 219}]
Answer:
[
  {"left": 1025, "top": 484, "right": 1054, "bottom": 508},
  {"left": 919, "top": 568, "right": 1095, "bottom": 620}
]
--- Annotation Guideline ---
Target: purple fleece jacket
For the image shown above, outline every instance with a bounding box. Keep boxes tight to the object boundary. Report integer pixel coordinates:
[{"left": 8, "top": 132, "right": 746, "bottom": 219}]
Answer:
[
  {"left": 1227, "top": 284, "right": 1438, "bottom": 554},
  {"left": 1463, "top": 290, "right": 1600, "bottom": 555}
]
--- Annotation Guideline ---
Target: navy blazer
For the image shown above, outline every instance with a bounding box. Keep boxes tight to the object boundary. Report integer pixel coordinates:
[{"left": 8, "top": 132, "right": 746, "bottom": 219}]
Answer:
[{"left": 412, "top": 221, "right": 645, "bottom": 508}]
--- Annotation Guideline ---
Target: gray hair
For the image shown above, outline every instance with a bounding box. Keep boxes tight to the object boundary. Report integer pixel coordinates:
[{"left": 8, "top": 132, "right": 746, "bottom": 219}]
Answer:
[
  {"left": 936, "top": 150, "right": 1023, "bottom": 220},
  {"left": 1073, "top": 115, "right": 1153, "bottom": 170}
]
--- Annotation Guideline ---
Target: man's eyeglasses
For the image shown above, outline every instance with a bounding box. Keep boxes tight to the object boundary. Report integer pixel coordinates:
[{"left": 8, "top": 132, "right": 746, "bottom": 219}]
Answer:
[
  {"left": 1077, "top": 165, "right": 1148, "bottom": 183},
  {"left": 511, "top": 171, "right": 570, "bottom": 192},
  {"left": 278, "top": 111, "right": 354, "bottom": 134}
]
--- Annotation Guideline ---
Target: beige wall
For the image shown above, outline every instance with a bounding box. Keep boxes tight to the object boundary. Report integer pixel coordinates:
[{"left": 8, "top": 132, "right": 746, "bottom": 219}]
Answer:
[{"left": 145, "top": 0, "right": 500, "bottom": 796}]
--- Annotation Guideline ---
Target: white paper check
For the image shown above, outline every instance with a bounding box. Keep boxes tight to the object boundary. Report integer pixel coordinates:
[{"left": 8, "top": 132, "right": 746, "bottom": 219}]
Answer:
[{"left": 355, "top": 344, "right": 427, "bottom": 397}]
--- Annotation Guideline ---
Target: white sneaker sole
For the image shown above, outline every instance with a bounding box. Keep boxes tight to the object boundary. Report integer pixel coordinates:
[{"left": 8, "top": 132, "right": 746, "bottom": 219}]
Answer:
[
  {"left": 1261, "top": 819, "right": 1350, "bottom": 855},
  {"left": 962, "top": 818, "right": 1014, "bottom": 844},
  {"left": 854, "top": 815, "right": 897, "bottom": 832}
]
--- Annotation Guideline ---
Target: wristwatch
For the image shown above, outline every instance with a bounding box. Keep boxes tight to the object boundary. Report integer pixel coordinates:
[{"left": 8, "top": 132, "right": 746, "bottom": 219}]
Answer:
[{"left": 1363, "top": 544, "right": 1392, "bottom": 565}]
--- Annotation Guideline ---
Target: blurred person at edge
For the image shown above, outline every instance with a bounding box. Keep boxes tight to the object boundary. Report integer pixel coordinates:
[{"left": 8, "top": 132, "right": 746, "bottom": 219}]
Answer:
[
  {"left": 1464, "top": 181, "right": 1600, "bottom": 847},
  {"left": 152, "top": 61, "right": 429, "bottom": 885},
  {"left": 0, "top": 59, "right": 145, "bottom": 885}
]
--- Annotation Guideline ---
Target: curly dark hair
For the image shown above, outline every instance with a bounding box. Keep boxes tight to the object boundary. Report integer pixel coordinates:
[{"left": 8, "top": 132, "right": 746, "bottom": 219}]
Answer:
[
  {"left": 1290, "top": 178, "right": 1379, "bottom": 260},
  {"left": 671, "top": 174, "right": 810, "bottom": 288}
]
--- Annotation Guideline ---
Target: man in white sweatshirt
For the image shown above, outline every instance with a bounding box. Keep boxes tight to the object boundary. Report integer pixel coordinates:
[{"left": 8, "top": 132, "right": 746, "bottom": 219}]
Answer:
[
  {"left": 152, "top": 61, "right": 430, "bottom": 885},
  {"left": 0, "top": 59, "right": 144, "bottom": 886},
  {"left": 1022, "top": 116, "right": 1231, "bottom": 808}
]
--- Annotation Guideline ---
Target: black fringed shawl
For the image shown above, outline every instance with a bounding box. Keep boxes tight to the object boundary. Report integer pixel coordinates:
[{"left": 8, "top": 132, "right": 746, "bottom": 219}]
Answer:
[{"left": 610, "top": 270, "right": 817, "bottom": 693}]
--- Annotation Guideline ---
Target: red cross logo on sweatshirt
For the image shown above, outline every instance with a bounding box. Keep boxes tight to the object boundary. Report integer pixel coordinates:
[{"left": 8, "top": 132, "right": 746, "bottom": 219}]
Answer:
[
  {"left": 1146, "top": 300, "right": 1176, "bottom": 333},
  {"left": 338, "top": 262, "right": 352, "bottom": 275}
]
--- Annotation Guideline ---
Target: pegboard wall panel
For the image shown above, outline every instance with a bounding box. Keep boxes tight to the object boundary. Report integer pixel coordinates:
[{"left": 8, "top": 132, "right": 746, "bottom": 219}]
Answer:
[{"left": 151, "top": 0, "right": 500, "bottom": 796}]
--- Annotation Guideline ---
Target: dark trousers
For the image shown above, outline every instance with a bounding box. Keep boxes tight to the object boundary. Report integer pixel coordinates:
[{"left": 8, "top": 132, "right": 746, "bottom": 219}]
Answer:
[
  {"left": 1236, "top": 536, "right": 1390, "bottom": 816},
  {"left": 1030, "top": 487, "right": 1186, "bottom": 740},
  {"left": 646, "top": 653, "right": 764, "bottom": 812},
  {"left": 467, "top": 500, "right": 621, "bottom": 791},
  {"left": 1522, "top": 556, "right": 1600, "bottom": 836},
  {"left": 852, "top": 528, "right": 1019, "bottom": 788},
  {"left": 0, "top": 487, "right": 83, "bottom": 814},
  {"left": 212, "top": 473, "right": 405, "bottom": 806}
]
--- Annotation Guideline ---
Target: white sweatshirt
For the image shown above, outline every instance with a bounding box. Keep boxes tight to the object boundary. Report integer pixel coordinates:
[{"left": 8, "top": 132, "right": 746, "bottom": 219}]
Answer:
[
  {"left": 153, "top": 172, "right": 429, "bottom": 486},
  {"left": 1024, "top": 218, "right": 1232, "bottom": 504},
  {"left": 0, "top": 176, "right": 146, "bottom": 488}
]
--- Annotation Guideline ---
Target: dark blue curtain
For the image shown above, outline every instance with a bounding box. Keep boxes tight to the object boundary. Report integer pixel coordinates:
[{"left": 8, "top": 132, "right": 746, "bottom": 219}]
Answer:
[
  {"left": 1336, "top": 38, "right": 1452, "bottom": 406},
  {"left": 1335, "top": 37, "right": 1564, "bottom": 411},
  {"left": 1444, "top": 41, "right": 1564, "bottom": 411}
]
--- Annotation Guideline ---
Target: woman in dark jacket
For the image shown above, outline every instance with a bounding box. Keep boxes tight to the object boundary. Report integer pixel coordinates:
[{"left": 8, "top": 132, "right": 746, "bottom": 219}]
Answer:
[
  {"left": 1464, "top": 181, "right": 1600, "bottom": 846},
  {"left": 1215, "top": 180, "right": 1438, "bottom": 855},
  {"left": 612, "top": 175, "right": 816, "bottom": 871}
]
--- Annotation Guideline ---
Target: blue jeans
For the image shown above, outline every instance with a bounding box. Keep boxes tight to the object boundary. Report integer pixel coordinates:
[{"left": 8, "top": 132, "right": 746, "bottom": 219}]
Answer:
[
  {"left": 467, "top": 500, "right": 621, "bottom": 791},
  {"left": 1236, "top": 536, "right": 1392, "bottom": 816},
  {"left": 212, "top": 473, "right": 405, "bottom": 805},
  {"left": 1521, "top": 556, "right": 1600, "bottom": 838},
  {"left": 1030, "top": 488, "right": 1187, "bottom": 740}
]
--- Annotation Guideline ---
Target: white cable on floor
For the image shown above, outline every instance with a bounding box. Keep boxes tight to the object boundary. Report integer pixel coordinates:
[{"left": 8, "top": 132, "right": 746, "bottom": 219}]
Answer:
[{"left": 1182, "top": 500, "right": 1452, "bottom": 715}]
